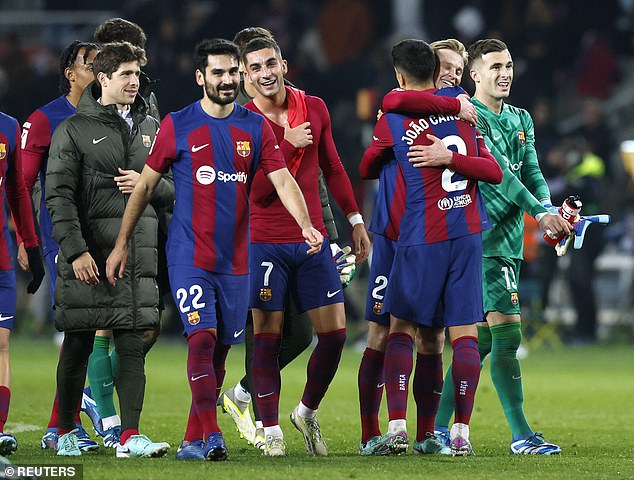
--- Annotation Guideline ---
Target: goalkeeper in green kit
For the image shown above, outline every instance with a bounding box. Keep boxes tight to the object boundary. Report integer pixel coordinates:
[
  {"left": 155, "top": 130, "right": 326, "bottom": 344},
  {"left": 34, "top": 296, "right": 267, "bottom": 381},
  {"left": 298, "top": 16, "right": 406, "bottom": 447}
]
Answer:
[{"left": 403, "top": 39, "right": 572, "bottom": 454}]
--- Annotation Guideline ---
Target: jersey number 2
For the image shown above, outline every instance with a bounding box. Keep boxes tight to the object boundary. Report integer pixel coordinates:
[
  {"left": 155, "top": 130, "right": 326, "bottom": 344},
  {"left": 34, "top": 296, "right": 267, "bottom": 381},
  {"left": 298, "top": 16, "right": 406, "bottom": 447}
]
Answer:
[{"left": 440, "top": 135, "right": 468, "bottom": 192}]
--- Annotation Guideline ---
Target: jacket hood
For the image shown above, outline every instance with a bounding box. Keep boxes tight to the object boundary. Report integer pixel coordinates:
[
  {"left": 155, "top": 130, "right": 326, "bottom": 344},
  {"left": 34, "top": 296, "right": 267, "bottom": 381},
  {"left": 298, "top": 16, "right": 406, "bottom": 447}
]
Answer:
[{"left": 77, "top": 81, "right": 149, "bottom": 125}]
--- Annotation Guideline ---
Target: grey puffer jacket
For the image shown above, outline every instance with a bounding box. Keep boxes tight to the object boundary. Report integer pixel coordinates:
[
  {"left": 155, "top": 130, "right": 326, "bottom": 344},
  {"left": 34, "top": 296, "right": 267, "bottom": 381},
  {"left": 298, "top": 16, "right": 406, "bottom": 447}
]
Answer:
[{"left": 46, "top": 82, "right": 173, "bottom": 332}]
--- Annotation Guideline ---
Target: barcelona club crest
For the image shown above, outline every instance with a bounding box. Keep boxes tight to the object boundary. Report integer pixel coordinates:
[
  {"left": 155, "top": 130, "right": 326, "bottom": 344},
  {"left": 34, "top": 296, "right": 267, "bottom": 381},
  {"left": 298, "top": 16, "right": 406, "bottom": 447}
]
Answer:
[
  {"left": 373, "top": 301, "right": 383, "bottom": 315},
  {"left": 142, "top": 135, "right": 152, "bottom": 148},
  {"left": 187, "top": 311, "right": 201, "bottom": 326},
  {"left": 259, "top": 287, "right": 272, "bottom": 302},
  {"left": 0, "top": 143, "right": 6, "bottom": 160},
  {"left": 518, "top": 131, "right": 526, "bottom": 146},
  {"left": 236, "top": 141, "right": 251, "bottom": 158},
  {"left": 510, "top": 292, "right": 519, "bottom": 305}
]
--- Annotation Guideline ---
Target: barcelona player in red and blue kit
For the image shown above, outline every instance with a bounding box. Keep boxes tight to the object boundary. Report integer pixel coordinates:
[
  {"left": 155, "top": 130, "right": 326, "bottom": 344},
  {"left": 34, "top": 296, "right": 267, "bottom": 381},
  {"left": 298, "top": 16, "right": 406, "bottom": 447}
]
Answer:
[
  {"left": 241, "top": 37, "right": 370, "bottom": 457},
  {"left": 362, "top": 40, "right": 502, "bottom": 456},
  {"left": 20, "top": 41, "right": 100, "bottom": 303},
  {"left": 357, "top": 38, "right": 478, "bottom": 455},
  {"left": 106, "top": 39, "right": 321, "bottom": 462},
  {"left": 21, "top": 96, "right": 74, "bottom": 299},
  {"left": 0, "top": 111, "right": 44, "bottom": 455}
]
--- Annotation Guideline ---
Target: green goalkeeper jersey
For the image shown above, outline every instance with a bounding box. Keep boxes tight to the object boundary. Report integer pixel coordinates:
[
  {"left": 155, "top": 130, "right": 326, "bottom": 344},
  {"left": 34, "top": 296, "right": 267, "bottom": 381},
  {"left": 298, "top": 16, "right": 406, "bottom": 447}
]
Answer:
[{"left": 473, "top": 98, "right": 551, "bottom": 259}]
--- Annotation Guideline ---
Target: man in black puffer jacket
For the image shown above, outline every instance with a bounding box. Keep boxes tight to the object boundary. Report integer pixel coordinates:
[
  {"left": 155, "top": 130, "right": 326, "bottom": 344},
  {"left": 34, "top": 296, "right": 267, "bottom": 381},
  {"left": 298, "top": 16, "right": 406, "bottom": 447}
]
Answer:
[{"left": 46, "top": 42, "right": 172, "bottom": 458}]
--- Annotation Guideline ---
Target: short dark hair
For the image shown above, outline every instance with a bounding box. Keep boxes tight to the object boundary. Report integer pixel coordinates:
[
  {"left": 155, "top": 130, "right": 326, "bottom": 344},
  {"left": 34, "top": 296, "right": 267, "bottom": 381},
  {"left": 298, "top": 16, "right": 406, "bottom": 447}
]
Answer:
[
  {"left": 241, "top": 37, "right": 281, "bottom": 66},
  {"left": 391, "top": 39, "right": 436, "bottom": 84},
  {"left": 94, "top": 18, "right": 147, "bottom": 48},
  {"left": 92, "top": 42, "right": 147, "bottom": 78},
  {"left": 59, "top": 40, "right": 100, "bottom": 95},
  {"left": 233, "top": 27, "right": 275, "bottom": 50},
  {"left": 193, "top": 38, "right": 240, "bottom": 73},
  {"left": 467, "top": 38, "right": 508, "bottom": 67}
]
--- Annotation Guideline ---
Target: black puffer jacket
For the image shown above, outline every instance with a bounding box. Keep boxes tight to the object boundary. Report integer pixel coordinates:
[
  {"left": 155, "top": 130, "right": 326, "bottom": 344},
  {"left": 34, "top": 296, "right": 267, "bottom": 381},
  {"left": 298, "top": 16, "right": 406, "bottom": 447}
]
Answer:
[{"left": 46, "top": 82, "right": 173, "bottom": 332}]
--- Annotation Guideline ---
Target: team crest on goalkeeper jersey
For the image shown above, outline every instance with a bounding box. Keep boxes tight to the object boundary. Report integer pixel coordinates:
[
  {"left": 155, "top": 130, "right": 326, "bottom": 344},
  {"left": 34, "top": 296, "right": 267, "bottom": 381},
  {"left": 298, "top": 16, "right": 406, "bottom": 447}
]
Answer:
[
  {"left": 236, "top": 141, "right": 251, "bottom": 157},
  {"left": 373, "top": 301, "right": 383, "bottom": 315},
  {"left": 518, "top": 131, "right": 526, "bottom": 146},
  {"left": 259, "top": 287, "right": 272, "bottom": 301},
  {"left": 0, "top": 143, "right": 5, "bottom": 160},
  {"left": 510, "top": 292, "right": 519, "bottom": 305},
  {"left": 142, "top": 135, "right": 152, "bottom": 148},
  {"left": 187, "top": 311, "right": 201, "bottom": 325}
]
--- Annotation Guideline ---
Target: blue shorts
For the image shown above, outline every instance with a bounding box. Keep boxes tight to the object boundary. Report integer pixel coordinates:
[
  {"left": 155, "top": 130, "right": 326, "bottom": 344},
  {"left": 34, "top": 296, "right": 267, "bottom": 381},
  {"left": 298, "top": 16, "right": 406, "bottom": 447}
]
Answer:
[
  {"left": 45, "top": 250, "right": 58, "bottom": 307},
  {"left": 168, "top": 264, "right": 248, "bottom": 344},
  {"left": 383, "top": 234, "right": 483, "bottom": 327},
  {"left": 249, "top": 241, "right": 343, "bottom": 312},
  {"left": 0, "top": 270, "right": 16, "bottom": 330},
  {"left": 365, "top": 235, "right": 395, "bottom": 326}
]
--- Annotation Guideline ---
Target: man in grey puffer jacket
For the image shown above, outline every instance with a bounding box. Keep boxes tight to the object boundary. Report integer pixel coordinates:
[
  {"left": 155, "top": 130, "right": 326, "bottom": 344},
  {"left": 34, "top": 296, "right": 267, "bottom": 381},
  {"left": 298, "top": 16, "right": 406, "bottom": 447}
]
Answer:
[{"left": 46, "top": 42, "right": 172, "bottom": 458}]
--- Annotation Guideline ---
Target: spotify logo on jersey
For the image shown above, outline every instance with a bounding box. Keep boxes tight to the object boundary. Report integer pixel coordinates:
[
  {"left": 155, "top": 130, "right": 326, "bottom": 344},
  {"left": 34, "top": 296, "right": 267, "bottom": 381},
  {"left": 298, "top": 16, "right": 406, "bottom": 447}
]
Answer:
[
  {"left": 196, "top": 166, "right": 216, "bottom": 185},
  {"left": 195, "top": 166, "right": 248, "bottom": 185}
]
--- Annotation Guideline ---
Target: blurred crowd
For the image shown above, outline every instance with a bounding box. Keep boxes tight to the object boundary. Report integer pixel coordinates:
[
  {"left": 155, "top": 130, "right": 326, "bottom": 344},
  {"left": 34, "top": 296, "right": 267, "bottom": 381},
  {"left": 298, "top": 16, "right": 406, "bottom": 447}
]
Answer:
[{"left": 2, "top": 0, "right": 634, "bottom": 343}]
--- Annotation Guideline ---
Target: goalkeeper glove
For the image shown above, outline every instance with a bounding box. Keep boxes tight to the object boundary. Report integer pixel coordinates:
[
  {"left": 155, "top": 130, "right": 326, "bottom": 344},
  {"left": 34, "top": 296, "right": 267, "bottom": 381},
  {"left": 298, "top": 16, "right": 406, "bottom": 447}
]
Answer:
[
  {"left": 26, "top": 246, "right": 45, "bottom": 294},
  {"left": 331, "top": 243, "right": 356, "bottom": 288},
  {"left": 572, "top": 214, "right": 611, "bottom": 250},
  {"left": 553, "top": 214, "right": 611, "bottom": 256}
]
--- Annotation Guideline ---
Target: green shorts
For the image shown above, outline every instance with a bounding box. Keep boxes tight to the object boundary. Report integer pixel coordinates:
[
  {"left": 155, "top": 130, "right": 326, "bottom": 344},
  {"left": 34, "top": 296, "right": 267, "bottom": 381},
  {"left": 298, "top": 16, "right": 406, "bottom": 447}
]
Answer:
[{"left": 482, "top": 256, "right": 522, "bottom": 315}]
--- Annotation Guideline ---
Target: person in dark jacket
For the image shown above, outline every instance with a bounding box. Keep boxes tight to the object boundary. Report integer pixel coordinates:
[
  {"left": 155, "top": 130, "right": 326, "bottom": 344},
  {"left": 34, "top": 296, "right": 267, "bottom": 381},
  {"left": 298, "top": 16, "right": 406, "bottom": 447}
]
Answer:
[
  {"left": 46, "top": 42, "right": 171, "bottom": 458},
  {"left": 88, "top": 17, "right": 169, "bottom": 450}
]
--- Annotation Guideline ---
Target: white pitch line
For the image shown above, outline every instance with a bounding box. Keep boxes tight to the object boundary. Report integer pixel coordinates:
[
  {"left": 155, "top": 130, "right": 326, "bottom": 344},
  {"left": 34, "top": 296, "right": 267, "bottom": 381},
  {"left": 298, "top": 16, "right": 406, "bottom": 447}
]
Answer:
[{"left": 5, "top": 423, "right": 40, "bottom": 433}]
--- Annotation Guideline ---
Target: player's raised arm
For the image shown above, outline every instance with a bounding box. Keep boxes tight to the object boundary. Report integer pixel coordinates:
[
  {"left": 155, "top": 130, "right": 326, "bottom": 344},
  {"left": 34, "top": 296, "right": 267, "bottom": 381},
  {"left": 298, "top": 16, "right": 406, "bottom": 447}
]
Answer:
[{"left": 359, "top": 116, "right": 393, "bottom": 180}]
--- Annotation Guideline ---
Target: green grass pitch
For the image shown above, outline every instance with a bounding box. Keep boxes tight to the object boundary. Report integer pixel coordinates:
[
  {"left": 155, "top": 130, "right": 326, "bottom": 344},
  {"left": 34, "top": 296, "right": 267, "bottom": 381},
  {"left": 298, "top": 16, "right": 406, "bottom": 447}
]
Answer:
[{"left": 5, "top": 338, "right": 634, "bottom": 479}]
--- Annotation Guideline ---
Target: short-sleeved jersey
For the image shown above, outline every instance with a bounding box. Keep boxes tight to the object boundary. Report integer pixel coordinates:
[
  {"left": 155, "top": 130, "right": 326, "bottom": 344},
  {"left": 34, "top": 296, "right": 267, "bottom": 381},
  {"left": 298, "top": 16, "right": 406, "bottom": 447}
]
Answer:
[
  {"left": 246, "top": 96, "right": 359, "bottom": 243},
  {"left": 21, "top": 96, "right": 76, "bottom": 257},
  {"left": 370, "top": 88, "right": 491, "bottom": 246},
  {"left": 1, "top": 112, "right": 38, "bottom": 271},
  {"left": 146, "top": 101, "right": 285, "bottom": 275},
  {"left": 473, "top": 98, "right": 550, "bottom": 259}
]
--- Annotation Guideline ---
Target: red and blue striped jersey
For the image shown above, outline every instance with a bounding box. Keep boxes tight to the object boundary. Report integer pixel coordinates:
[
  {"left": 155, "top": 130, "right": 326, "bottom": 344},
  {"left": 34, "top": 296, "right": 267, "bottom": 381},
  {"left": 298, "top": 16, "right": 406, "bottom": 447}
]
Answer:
[
  {"left": 21, "top": 96, "right": 76, "bottom": 256},
  {"left": 1, "top": 112, "right": 38, "bottom": 271},
  {"left": 361, "top": 87, "right": 467, "bottom": 242},
  {"left": 367, "top": 158, "right": 406, "bottom": 241},
  {"left": 146, "top": 101, "right": 285, "bottom": 275},
  {"left": 368, "top": 87, "right": 497, "bottom": 246}
]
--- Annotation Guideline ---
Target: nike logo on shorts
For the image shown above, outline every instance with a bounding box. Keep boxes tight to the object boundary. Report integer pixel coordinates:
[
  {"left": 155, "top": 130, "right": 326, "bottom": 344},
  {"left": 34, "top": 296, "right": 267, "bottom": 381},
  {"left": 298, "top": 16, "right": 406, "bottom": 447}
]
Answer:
[
  {"left": 191, "top": 143, "right": 209, "bottom": 153},
  {"left": 257, "top": 392, "right": 274, "bottom": 398},
  {"left": 233, "top": 329, "right": 245, "bottom": 338},
  {"left": 326, "top": 289, "right": 341, "bottom": 298},
  {"left": 0, "top": 315, "right": 14, "bottom": 322},
  {"left": 92, "top": 136, "right": 107, "bottom": 144},
  {"left": 376, "top": 382, "right": 385, "bottom": 389},
  {"left": 190, "top": 374, "right": 209, "bottom": 381},
  {"left": 103, "top": 381, "right": 114, "bottom": 388}
]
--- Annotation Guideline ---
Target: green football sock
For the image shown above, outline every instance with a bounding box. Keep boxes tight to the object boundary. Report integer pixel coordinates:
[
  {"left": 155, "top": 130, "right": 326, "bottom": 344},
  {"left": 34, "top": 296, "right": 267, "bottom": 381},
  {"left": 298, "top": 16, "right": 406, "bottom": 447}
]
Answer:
[
  {"left": 87, "top": 335, "right": 118, "bottom": 418},
  {"left": 110, "top": 349, "right": 117, "bottom": 378},
  {"left": 435, "top": 325, "right": 492, "bottom": 428},
  {"left": 489, "top": 322, "right": 532, "bottom": 438}
]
